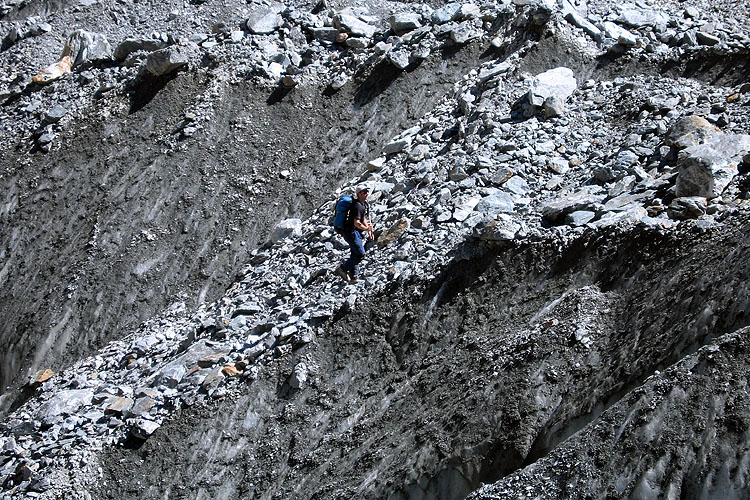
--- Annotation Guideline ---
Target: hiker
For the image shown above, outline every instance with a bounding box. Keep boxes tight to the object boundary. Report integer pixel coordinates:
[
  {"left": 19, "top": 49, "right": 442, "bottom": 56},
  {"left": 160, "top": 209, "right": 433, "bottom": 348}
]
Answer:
[{"left": 336, "top": 185, "right": 374, "bottom": 283}]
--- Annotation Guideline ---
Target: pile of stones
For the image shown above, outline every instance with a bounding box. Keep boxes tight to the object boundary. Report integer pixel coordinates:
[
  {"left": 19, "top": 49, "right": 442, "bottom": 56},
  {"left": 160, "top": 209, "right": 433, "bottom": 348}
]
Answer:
[{"left": 1, "top": 0, "right": 749, "bottom": 498}]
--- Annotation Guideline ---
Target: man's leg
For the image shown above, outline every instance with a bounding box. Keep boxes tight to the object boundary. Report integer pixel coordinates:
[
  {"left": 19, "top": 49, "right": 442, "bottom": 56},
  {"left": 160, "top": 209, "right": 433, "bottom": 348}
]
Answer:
[{"left": 343, "top": 230, "right": 365, "bottom": 278}]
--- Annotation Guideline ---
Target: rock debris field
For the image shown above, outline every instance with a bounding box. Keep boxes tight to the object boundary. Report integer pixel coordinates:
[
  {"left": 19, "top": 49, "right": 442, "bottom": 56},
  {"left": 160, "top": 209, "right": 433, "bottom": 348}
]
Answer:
[{"left": 1, "top": 0, "right": 750, "bottom": 498}]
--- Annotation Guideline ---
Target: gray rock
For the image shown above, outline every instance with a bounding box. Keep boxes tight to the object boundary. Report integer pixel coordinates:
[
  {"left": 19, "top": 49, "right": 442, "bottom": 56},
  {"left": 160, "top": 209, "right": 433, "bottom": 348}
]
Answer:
[
  {"left": 565, "top": 210, "right": 596, "bottom": 226},
  {"left": 113, "top": 38, "right": 169, "bottom": 61},
  {"left": 36, "top": 389, "right": 94, "bottom": 425},
  {"left": 503, "top": 176, "right": 530, "bottom": 196},
  {"left": 334, "top": 13, "right": 377, "bottom": 38},
  {"left": 387, "top": 49, "right": 411, "bottom": 70},
  {"left": 543, "top": 96, "right": 566, "bottom": 118},
  {"left": 246, "top": 3, "right": 284, "bottom": 34},
  {"left": 696, "top": 31, "right": 721, "bottom": 46},
  {"left": 675, "top": 134, "right": 750, "bottom": 198},
  {"left": 528, "top": 67, "right": 577, "bottom": 108},
  {"left": 665, "top": 115, "right": 722, "bottom": 149},
  {"left": 431, "top": 3, "right": 462, "bottom": 24},
  {"left": 390, "top": 13, "right": 422, "bottom": 34},
  {"left": 472, "top": 215, "right": 521, "bottom": 241},
  {"left": 125, "top": 396, "right": 155, "bottom": 418},
  {"left": 43, "top": 105, "right": 67, "bottom": 123},
  {"left": 62, "top": 30, "right": 112, "bottom": 67},
  {"left": 159, "top": 364, "right": 187, "bottom": 388},
  {"left": 310, "top": 28, "right": 340, "bottom": 42},
  {"left": 1, "top": 27, "right": 18, "bottom": 51},
  {"left": 540, "top": 186, "right": 607, "bottom": 223},
  {"left": 146, "top": 43, "right": 198, "bottom": 76},
  {"left": 450, "top": 22, "right": 480, "bottom": 45},
  {"left": 617, "top": 6, "right": 669, "bottom": 30},
  {"left": 270, "top": 218, "right": 302, "bottom": 243},
  {"left": 383, "top": 136, "right": 412, "bottom": 154},
  {"left": 602, "top": 21, "right": 637, "bottom": 45},
  {"left": 667, "top": 196, "right": 707, "bottom": 220},
  {"left": 475, "top": 192, "right": 515, "bottom": 215},
  {"left": 130, "top": 418, "right": 160, "bottom": 439},
  {"left": 562, "top": 2, "right": 602, "bottom": 41},
  {"left": 289, "top": 362, "right": 308, "bottom": 389}
]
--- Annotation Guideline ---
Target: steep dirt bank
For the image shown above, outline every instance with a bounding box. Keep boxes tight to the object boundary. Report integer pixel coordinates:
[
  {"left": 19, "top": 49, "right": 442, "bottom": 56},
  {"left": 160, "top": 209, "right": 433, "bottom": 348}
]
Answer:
[
  {"left": 95, "top": 213, "right": 750, "bottom": 500},
  {"left": 0, "top": 41, "right": 487, "bottom": 413}
]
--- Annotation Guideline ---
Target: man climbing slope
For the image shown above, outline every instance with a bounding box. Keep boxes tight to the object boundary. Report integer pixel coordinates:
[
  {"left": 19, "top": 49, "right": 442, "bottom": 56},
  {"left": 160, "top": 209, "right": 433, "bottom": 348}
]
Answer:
[{"left": 336, "top": 185, "right": 374, "bottom": 283}]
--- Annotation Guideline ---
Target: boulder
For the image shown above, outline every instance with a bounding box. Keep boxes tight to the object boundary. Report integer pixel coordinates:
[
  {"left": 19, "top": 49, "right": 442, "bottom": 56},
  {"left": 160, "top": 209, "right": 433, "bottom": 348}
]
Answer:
[
  {"left": 61, "top": 30, "right": 112, "bottom": 67},
  {"left": 390, "top": 13, "right": 422, "bottom": 34},
  {"left": 36, "top": 389, "right": 93, "bottom": 425},
  {"left": 114, "top": 38, "right": 169, "bottom": 61},
  {"left": 378, "top": 218, "right": 410, "bottom": 246},
  {"left": 475, "top": 192, "right": 515, "bottom": 215},
  {"left": 667, "top": 197, "right": 707, "bottom": 220},
  {"left": 528, "top": 67, "right": 577, "bottom": 108},
  {"left": 472, "top": 215, "right": 521, "bottom": 241},
  {"left": 540, "top": 186, "right": 606, "bottom": 223},
  {"left": 270, "top": 218, "right": 302, "bottom": 242},
  {"left": 145, "top": 42, "right": 198, "bottom": 76},
  {"left": 334, "top": 13, "right": 377, "bottom": 38},
  {"left": 130, "top": 418, "right": 160, "bottom": 439},
  {"left": 675, "top": 134, "right": 750, "bottom": 198},
  {"left": 246, "top": 3, "right": 284, "bottom": 34},
  {"left": 431, "top": 3, "right": 462, "bottom": 24},
  {"left": 665, "top": 115, "right": 722, "bottom": 149},
  {"left": 562, "top": 4, "right": 602, "bottom": 41},
  {"left": 617, "top": 6, "right": 669, "bottom": 30}
]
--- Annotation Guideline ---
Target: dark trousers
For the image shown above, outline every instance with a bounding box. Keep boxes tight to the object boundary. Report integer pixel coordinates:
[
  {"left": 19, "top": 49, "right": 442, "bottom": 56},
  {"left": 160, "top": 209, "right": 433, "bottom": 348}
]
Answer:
[{"left": 342, "top": 230, "right": 365, "bottom": 278}]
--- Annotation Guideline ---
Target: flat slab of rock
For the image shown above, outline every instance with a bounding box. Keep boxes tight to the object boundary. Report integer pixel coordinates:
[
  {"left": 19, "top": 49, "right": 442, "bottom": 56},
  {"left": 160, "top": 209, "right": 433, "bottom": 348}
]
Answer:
[{"left": 541, "top": 186, "right": 606, "bottom": 223}]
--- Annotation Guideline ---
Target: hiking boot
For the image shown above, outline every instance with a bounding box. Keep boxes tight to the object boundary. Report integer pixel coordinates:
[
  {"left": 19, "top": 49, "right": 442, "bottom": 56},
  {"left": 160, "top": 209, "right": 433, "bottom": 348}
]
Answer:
[
  {"left": 347, "top": 271, "right": 360, "bottom": 283},
  {"left": 335, "top": 266, "right": 350, "bottom": 282}
]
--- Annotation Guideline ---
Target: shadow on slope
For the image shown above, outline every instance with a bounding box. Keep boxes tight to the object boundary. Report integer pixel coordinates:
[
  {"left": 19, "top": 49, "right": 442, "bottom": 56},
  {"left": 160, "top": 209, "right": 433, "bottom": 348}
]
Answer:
[{"left": 96, "top": 215, "right": 750, "bottom": 500}]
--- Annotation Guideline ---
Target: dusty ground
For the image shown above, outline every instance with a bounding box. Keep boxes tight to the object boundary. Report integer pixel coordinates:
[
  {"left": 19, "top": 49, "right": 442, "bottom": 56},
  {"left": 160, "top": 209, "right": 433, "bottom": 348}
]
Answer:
[
  {"left": 95, "top": 213, "right": 750, "bottom": 499},
  {"left": 0, "top": 29, "right": 485, "bottom": 415}
]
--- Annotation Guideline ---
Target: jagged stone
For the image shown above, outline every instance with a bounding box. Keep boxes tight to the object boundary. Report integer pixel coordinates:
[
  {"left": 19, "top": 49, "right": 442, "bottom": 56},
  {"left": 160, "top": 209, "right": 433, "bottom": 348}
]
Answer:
[
  {"left": 130, "top": 419, "right": 160, "bottom": 440},
  {"left": 289, "top": 362, "right": 308, "bottom": 389},
  {"left": 378, "top": 218, "right": 410, "bottom": 246},
  {"left": 541, "top": 186, "right": 607, "bottom": 223},
  {"left": 36, "top": 390, "right": 94, "bottom": 425},
  {"left": 113, "top": 38, "right": 169, "bottom": 61},
  {"left": 617, "top": 6, "right": 669, "bottom": 29},
  {"left": 62, "top": 30, "right": 112, "bottom": 67},
  {"left": 675, "top": 134, "right": 750, "bottom": 198},
  {"left": 390, "top": 13, "right": 422, "bottom": 34},
  {"left": 334, "top": 13, "right": 377, "bottom": 38},
  {"left": 145, "top": 43, "right": 198, "bottom": 76},
  {"left": 667, "top": 196, "right": 707, "bottom": 220},
  {"left": 29, "top": 369, "right": 54, "bottom": 386},
  {"left": 159, "top": 364, "right": 187, "bottom": 388},
  {"left": 246, "top": 3, "right": 284, "bottom": 34},
  {"left": 665, "top": 115, "right": 722, "bottom": 149},
  {"left": 528, "top": 67, "right": 577, "bottom": 108},
  {"left": 31, "top": 56, "right": 72, "bottom": 84},
  {"left": 269, "top": 218, "right": 302, "bottom": 243},
  {"left": 105, "top": 397, "right": 134, "bottom": 415},
  {"left": 431, "top": 3, "right": 462, "bottom": 24},
  {"left": 475, "top": 191, "right": 515, "bottom": 215},
  {"left": 472, "top": 215, "right": 521, "bottom": 241}
]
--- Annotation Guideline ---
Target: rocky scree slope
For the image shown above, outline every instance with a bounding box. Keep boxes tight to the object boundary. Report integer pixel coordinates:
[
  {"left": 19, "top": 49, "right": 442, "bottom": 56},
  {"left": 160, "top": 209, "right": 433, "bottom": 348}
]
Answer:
[
  {"left": 1, "top": 0, "right": 750, "bottom": 498},
  {"left": 0, "top": 0, "right": 490, "bottom": 414}
]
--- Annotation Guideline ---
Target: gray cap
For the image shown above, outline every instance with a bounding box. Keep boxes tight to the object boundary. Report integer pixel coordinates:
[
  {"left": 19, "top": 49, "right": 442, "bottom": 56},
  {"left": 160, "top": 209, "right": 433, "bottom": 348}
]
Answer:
[{"left": 356, "top": 184, "right": 369, "bottom": 193}]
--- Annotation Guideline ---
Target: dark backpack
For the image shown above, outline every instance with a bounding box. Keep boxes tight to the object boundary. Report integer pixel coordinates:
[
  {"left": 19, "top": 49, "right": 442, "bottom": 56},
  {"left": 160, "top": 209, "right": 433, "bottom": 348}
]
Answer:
[{"left": 332, "top": 195, "right": 352, "bottom": 232}]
